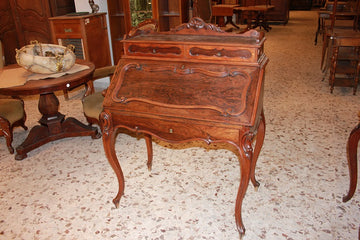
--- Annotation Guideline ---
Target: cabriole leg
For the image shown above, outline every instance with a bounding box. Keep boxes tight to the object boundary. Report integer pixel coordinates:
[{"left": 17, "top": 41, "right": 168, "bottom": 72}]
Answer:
[{"left": 101, "top": 112, "right": 124, "bottom": 208}]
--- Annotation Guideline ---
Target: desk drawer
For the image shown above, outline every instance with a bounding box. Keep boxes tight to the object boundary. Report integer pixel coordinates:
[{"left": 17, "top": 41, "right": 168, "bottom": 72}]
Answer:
[
  {"left": 186, "top": 45, "right": 256, "bottom": 63},
  {"left": 51, "top": 22, "right": 82, "bottom": 38},
  {"left": 111, "top": 114, "right": 240, "bottom": 143},
  {"left": 123, "top": 43, "right": 184, "bottom": 58}
]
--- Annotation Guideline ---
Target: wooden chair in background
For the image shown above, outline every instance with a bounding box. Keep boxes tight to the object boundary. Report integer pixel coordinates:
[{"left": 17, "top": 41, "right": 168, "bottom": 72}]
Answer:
[
  {"left": 0, "top": 40, "right": 28, "bottom": 154},
  {"left": 0, "top": 98, "right": 28, "bottom": 154},
  {"left": 211, "top": 0, "right": 240, "bottom": 28},
  {"left": 321, "top": 0, "right": 360, "bottom": 72},
  {"left": 82, "top": 66, "right": 115, "bottom": 128},
  {"left": 314, "top": 0, "right": 347, "bottom": 45},
  {"left": 329, "top": 32, "right": 360, "bottom": 94}
]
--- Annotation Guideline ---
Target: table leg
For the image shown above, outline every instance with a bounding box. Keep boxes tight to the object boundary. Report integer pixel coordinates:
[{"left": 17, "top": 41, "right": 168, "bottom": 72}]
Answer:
[
  {"left": 343, "top": 122, "right": 360, "bottom": 202},
  {"left": 145, "top": 134, "right": 153, "bottom": 171},
  {"left": 216, "top": 16, "right": 226, "bottom": 27},
  {"left": 235, "top": 131, "right": 254, "bottom": 237},
  {"left": 101, "top": 111, "right": 125, "bottom": 208},
  {"left": 15, "top": 92, "right": 100, "bottom": 160},
  {"left": 251, "top": 110, "right": 265, "bottom": 189}
]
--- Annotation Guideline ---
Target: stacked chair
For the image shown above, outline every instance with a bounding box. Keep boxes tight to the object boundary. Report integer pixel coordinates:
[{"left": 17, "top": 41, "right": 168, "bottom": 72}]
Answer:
[{"left": 321, "top": 0, "right": 360, "bottom": 94}]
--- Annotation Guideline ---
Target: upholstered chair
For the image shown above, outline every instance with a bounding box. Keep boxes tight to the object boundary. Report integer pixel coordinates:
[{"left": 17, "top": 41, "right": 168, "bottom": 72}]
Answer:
[
  {"left": 82, "top": 66, "right": 115, "bottom": 128},
  {"left": 0, "top": 98, "right": 28, "bottom": 154},
  {"left": 82, "top": 88, "right": 108, "bottom": 127}
]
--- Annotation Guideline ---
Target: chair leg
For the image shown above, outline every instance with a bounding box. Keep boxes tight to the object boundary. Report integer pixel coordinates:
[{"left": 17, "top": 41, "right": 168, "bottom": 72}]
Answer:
[
  {"left": 354, "top": 62, "right": 360, "bottom": 95},
  {"left": 63, "top": 89, "right": 69, "bottom": 101},
  {"left": 329, "top": 45, "right": 338, "bottom": 93},
  {"left": 321, "top": 34, "right": 329, "bottom": 72},
  {"left": 2, "top": 126, "right": 14, "bottom": 154},
  {"left": 0, "top": 118, "right": 14, "bottom": 154}
]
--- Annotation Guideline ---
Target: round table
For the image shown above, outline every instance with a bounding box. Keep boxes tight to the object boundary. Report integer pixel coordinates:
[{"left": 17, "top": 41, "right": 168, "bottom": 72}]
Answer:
[{"left": 0, "top": 60, "right": 101, "bottom": 160}]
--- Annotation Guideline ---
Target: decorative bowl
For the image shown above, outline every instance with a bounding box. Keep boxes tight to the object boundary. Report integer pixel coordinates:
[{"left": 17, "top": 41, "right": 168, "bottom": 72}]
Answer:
[{"left": 16, "top": 41, "right": 76, "bottom": 74}]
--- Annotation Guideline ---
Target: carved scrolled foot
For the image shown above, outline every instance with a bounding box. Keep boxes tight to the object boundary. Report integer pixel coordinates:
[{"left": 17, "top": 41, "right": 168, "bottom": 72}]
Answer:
[
  {"left": 253, "top": 183, "right": 260, "bottom": 192},
  {"left": 145, "top": 134, "right": 153, "bottom": 171},
  {"left": 147, "top": 162, "right": 152, "bottom": 171},
  {"left": 15, "top": 152, "right": 27, "bottom": 160},
  {"left": 237, "top": 226, "right": 245, "bottom": 240},
  {"left": 113, "top": 196, "right": 120, "bottom": 208},
  {"left": 7, "top": 145, "right": 14, "bottom": 154}
]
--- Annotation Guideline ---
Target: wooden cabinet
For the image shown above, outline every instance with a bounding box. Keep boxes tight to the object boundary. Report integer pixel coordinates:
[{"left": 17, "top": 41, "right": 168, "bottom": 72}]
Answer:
[
  {"left": 101, "top": 18, "right": 268, "bottom": 238},
  {"left": 106, "top": 0, "right": 189, "bottom": 64},
  {"left": 0, "top": 0, "right": 75, "bottom": 65},
  {"left": 49, "top": 13, "right": 111, "bottom": 69},
  {"left": 241, "top": 0, "right": 289, "bottom": 24},
  {"left": 267, "top": 0, "right": 290, "bottom": 23},
  {"left": 106, "top": 0, "right": 132, "bottom": 64},
  {"left": 152, "top": 0, "right": 189, "bottom": 31}
]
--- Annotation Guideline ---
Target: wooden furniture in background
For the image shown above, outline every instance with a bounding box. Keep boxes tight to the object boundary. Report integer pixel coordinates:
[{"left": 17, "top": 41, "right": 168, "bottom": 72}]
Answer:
[
  {"left": 106, "top": 0, "right": 132, "bottom": 64},
  {"left": 153, "top": 0, "right": 189, "bottom": 31},
  {"left": 211, "top": 4, "right": 240, "bottom": 28},
  {"left": 235, "top": 4, "right": 275, "bottom": 31},
  {"left": 49, "top": 13, "right": 111, "bottom": 69},
  {"left": 241, "top": 0, "right": 289, "bottom": 24},
  {"left": 0, "top": 60, "right": 100, "bottom": 160},
  {"left": 343, "top": 112, "right": 360, "bottom": 202},
  {"left": 329, "top": 32, "right": 360, "bottom": 94},
  {"left": 49, "top": 13, "right": 112, "bottom": 99},
  {"left": 100, "top": 18, "right": 268, "bottom": 238},
  {"left": 192, "top": 0, "right": 212, "bottom": 22},
  {"left": 106, "top": 0, "right": 189, "bottom": 64},
  {"left": 320, "top": 0, "right": 360, "bottom": 73},
  {"left": 0, "top": 0, "right": 75, "bottom": 65}
]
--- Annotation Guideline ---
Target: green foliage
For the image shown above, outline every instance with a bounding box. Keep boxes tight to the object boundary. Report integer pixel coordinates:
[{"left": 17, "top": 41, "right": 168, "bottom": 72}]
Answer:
[{"left": 130, "top": 0, "right": 153, "bottom": 27}]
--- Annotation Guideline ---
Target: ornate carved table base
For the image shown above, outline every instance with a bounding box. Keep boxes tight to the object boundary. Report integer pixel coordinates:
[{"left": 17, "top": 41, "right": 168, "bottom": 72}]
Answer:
[
  {"left": 15, "top": 92, "right": 100, "bottom": 160},
  {"left": 101, "top": 110, "right": 266, "bottom": 237}
]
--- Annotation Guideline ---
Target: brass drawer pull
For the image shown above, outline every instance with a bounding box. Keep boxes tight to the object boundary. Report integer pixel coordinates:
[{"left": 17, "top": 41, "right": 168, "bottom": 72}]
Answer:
[{"left": 64, "top": 28, "right": 73, "bottom": 33}]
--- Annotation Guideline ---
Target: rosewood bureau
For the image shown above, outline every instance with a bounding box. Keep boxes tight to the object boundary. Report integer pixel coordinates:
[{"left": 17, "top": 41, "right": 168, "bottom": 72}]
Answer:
[{"left": 100, "top": 18, "right": 268, "bottom": 237}]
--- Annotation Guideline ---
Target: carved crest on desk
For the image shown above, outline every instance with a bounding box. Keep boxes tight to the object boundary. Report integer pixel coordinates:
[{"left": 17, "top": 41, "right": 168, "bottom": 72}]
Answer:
[{"left": 171, "top": 17, "right": 224, "bottom": 34}]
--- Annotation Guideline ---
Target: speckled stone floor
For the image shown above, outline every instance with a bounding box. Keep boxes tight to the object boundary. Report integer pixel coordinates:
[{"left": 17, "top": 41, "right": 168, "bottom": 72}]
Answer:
[{"left": 0, "top": 10, "right": 359, "bottom": 240}]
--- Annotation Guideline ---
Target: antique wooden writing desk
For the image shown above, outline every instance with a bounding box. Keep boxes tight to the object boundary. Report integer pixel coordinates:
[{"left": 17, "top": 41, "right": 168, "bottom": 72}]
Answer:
[{"left": 100, "top": 18, "right": 268, "bottom": 237}]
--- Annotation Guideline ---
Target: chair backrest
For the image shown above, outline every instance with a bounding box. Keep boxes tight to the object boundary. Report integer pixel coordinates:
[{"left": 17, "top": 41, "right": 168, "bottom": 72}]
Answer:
[
  {"left": 333, "top": 32, "right": 360, "bottom": 46},
  {"left": 330, "top": 0, "right": 360, "bottom": 30}
]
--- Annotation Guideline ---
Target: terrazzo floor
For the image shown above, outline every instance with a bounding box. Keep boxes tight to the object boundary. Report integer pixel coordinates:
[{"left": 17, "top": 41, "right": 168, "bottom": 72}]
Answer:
[{"left": 0, "top": 10, "right": 359, "bottom": 240}]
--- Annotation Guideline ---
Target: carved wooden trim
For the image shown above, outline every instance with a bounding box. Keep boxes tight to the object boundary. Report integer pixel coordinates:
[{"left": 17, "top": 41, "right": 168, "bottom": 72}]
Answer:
[
  {"left": 170, "top": 17, "right": 224, "bottom": 33},
  {"left": 100, "top": 111, "right": 112, "bottom": 137}
]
